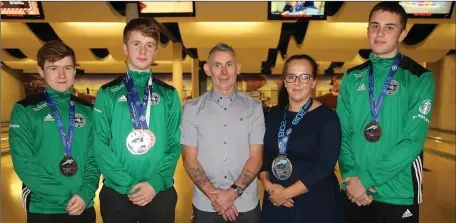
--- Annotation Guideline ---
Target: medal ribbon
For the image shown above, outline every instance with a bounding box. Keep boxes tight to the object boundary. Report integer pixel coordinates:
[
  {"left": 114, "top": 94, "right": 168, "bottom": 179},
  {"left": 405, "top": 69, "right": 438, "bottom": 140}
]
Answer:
[
  {"left": 368, "top": 55, "right": 402, "bottom": 122},
  {"left": 277, "top": 98, "right": 313, "bottom": 155},
  {"left": 44, "top": 91, "right": 75, "bottom": 157},
  {"left": 124, "top": 72, "right": 153, "bottom": 130}
]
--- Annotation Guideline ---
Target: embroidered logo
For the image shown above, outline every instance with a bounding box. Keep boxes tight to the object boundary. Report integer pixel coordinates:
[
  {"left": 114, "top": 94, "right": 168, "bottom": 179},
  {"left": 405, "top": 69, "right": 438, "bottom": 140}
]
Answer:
[
  {"left": 33, "top": 103, "right": 47, "bottom": 112},
  {"left": 354, "top": 70, "right": 367, "bottom": 79},
  {"left": 150, "top": 93, "right": 160, "bottom": 105},
  {"left": 44, "top": 114, "right": 55, "bottom": 122},
  {"left": 9, "top": 124, "right": 20, "bottom": 128},
  {"left": 357, "top": 83, "right": 366, "bottom": 91},
  {"left": 75, "top": 113, "right": 86, "bottom": 128},
  {"left": 402, "top": 209, "right": 413, "bottom": 218},
  {"left": 386, "top": 80, "right": 400, "bottom": 95},
  {"left": 110, "top": 85, "right": 124, "bottom": 93},
  {"left": 117, "top": 95, "right": 127, "bottom": 102},
  {"left": 419, "top": 99, "right": 432, "bottom": 115}
]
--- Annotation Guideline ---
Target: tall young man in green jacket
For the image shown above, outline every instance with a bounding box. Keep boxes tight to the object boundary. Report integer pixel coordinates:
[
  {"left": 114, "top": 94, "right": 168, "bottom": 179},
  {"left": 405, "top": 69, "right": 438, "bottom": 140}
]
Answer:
[
  {"left": 9, "top": 41, "right": 100, "bottom": 223},
  {"left": 93, "top": 18, "right": 181, "bottom": 223},
  {"left": 337, "top": 2, "right": 434, "bottom": 222}
]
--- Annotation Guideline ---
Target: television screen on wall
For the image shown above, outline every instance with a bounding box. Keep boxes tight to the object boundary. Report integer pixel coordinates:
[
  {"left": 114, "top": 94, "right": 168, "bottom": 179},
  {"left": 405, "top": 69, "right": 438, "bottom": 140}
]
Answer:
[
  {"left": 399, "top": 1, "right": 454, "bottom": 19},
  {"left": 268, "top": 1, "right": 326, "bottom": 20},
  {"left": 139, "top": 1, "right": 195, "bottom": 17},
  {"left": 1, "top": 1, "right": 44, "bottom": 19}
]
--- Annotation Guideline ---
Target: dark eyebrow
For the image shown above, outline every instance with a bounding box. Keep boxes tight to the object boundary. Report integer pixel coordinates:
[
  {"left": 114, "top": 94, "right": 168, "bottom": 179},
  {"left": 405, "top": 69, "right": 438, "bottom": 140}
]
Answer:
[
  {"left": 132, "top": 40, "right": 156, "bottom": 44},
  {"left": 47, "top": 65, "right": 73, "bottom": 68},
  {"left": 370, "top": 22, "right": 397, "bottom": 26},
  {"left": 285, "top": 73, "right": 311, "bottom": 76}
]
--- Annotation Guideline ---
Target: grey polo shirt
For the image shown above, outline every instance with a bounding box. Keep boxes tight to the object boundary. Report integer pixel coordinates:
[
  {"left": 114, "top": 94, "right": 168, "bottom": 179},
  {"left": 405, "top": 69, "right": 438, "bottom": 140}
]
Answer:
[{"left": 180, "top": 88, "right": 265, "bottom": 212}]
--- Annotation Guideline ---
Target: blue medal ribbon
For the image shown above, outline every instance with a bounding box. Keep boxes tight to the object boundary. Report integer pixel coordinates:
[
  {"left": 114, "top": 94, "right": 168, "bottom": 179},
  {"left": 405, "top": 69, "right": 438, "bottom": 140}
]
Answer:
[
  {"left": 368, "top": 55, "right": 402, "bottom": 122},
  {"left": 124, "top": 73, "right": 152, "bottom": 130},
  {"left": 44, "top": 91, "right": 75, "bottom": 157},
  {"left": 278, "top": 98, "right": 313, "bottom": 155}
]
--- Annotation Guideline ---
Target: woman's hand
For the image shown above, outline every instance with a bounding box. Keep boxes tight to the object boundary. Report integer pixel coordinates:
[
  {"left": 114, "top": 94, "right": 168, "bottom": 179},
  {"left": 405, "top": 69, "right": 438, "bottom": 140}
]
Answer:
[{"left": 268, "top": 184, "right": 294, "bottom": 208}]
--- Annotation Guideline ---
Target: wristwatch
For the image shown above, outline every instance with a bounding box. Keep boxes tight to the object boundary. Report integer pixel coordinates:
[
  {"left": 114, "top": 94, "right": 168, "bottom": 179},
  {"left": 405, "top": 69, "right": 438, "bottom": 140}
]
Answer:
[{"left": 230, "top": 184, "right": 244, "bottom": 197}]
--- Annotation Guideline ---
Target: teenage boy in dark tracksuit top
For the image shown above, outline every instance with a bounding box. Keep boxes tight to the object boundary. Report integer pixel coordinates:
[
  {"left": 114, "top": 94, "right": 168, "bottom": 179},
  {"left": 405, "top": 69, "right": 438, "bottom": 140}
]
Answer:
[
  {"left": 9, "top": 41, "right": 100, "bottom": 223},
  {"left": 337, "top": 2, "right": 435, "bottom": 223},
  {"left": 93, "top": 18, "right": 181, "bottom": 223}
]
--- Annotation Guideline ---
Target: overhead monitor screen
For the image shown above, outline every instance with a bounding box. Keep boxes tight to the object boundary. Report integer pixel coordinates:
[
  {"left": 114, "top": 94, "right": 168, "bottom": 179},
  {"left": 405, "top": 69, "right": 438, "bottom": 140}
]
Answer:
[
  {"left": 399, "top": 1, "right": 454, "bottom": 18},
  {"left": 139, "top": 1, "right": 195, "bottom": 17},
  {"left": 268, "top": 1, "right": 326, "bottom": 20},
  {"left": 1, "top": 1, "right": 44, "bottom": 19}
]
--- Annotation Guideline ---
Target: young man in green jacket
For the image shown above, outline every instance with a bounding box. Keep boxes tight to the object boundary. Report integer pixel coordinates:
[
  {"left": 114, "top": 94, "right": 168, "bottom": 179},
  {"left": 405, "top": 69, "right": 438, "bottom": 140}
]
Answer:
[
  {"left": 93, "top": 18, "right": 181, "bottom": 223},
  {"left": 337, "top": 2, "right": 435, "bottom": 222},
  {"left": 9, "top": 41, "right": 100, "bottom": 223}
]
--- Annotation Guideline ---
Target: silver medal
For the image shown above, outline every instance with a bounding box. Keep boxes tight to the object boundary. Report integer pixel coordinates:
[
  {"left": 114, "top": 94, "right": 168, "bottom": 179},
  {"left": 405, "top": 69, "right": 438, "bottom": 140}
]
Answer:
[
  {"left": 272, "top": 155, "right": 293, "bottom": 180},
  {"left": 126, "top": 129, "right": 156, "bottom": 155}
]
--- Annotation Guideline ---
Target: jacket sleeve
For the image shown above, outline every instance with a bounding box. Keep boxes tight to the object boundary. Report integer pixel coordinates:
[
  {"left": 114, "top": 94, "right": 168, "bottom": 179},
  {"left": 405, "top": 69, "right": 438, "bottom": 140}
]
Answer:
[
  {"left": 76, "top": 117, "right": 101, "bottom": 206},
  {"left": 300, "top": 112, "right": 342, "bottom": 190},
  {"left": 359, "top": 72, "right": 435, "bottom": 189},
  {"left": 336, "top": 73, "right": 358, "bottom": 183},
  {"left": 93, "top": 88, "right": 134, "bottom": 194},
  {"left": 147, "top": 90, "right": 182, "bottom": 193},
  {"left": 9, "top": 103, "right": 72, "bottom": 206}
]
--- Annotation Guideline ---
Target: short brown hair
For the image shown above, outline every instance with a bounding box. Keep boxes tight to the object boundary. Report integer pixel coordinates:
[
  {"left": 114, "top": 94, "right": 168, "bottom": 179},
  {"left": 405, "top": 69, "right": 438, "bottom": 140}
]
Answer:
[
  {"left": 123, "top": 18, "right": 160, "bottom": 44},
  {"left": 37, "top": 41, "right": 76, "bottom": 69},
  {"left": 369, "top": 2, "right": 407, "bottom": 30}
]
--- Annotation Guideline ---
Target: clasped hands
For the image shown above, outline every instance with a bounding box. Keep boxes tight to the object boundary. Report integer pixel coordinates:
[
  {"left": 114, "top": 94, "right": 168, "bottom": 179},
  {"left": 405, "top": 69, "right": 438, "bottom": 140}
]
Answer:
[
  {"left": 128, "top": 182, "right": 157, "bottom": 207},
  {"left": 344, "top": 177, "right": 376, "bottom": 207},
  {"left": 66, "top": 194, "right": 86, "bottom": 216},
  {"left": 208, "top": 188, "right": 239, "bottom": 222},
  {"left": 266, "top": 184, "right": 294, "bottom": 208}
]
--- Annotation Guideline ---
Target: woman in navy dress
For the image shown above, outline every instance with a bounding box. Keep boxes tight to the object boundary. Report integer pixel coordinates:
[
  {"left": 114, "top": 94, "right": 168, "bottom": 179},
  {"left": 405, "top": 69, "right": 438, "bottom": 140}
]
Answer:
[{"left": 259, "top": 54, "right": 343, "bottom": 223}]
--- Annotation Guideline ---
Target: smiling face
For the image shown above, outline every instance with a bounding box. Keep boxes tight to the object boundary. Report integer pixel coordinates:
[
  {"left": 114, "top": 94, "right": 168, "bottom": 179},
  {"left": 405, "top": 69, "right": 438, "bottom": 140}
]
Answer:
[
  {"left": 283, "top": 59, "right": 317, "bottom": 105},
  {"left": 368, "top": 10, "right": 407, "bottom": 58},
  {"left": 38, "top": 56, "right": 76, "bottom": 92},
  {"left": 204, "top": 50, "right": 241, "bottom": 95},
  {"left": 123, "top": 30, "right": 158, "bottom": 72}
]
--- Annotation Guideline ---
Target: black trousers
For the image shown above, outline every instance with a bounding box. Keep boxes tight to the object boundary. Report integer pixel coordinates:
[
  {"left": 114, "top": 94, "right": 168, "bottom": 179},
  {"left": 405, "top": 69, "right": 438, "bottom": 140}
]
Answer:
[
  {"left": 27, "top": 207, "right": 96, "bottom": 223},
  {"left": 100, "top": 185, "right": 177, "bottom": 223},
  {"left": 343, "top": 191, "right": 419, "bottom": 223},
  {"left": 193, "top": 203, "right": 261, "bottom": 223}
]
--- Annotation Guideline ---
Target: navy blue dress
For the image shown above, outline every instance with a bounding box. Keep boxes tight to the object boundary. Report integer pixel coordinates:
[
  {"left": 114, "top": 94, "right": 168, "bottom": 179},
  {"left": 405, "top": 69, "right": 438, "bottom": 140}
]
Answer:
[{"left": 261, "top": 105, "right": 343, "bottom": 223}]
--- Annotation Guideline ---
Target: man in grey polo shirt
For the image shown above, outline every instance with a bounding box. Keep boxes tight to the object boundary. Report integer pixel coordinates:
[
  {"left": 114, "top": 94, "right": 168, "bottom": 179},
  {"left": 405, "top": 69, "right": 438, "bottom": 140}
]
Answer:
[{"left": 181, "top": 43, "right": 265, "bottom": 223}]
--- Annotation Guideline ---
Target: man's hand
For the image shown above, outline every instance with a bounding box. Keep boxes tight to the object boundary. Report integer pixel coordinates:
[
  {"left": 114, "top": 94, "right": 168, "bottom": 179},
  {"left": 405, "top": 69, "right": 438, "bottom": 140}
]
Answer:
[
  {"left": 128, "top": 182, "right": 157, "bottom": 206},
  {"left": 221, "top": 204, "right": 239, "bottom": 222},
  {"left": 344, "top": 177, "right": 376, "bottom": 206},
  {"left": 209, "top": 189, "right": 237, "bottom": 215},
  {"left": 66, "top": 194, "right": 86, "bottom": 216},
  {"left": 207, "top": 188, "right": 218, "bottom": 203}
]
